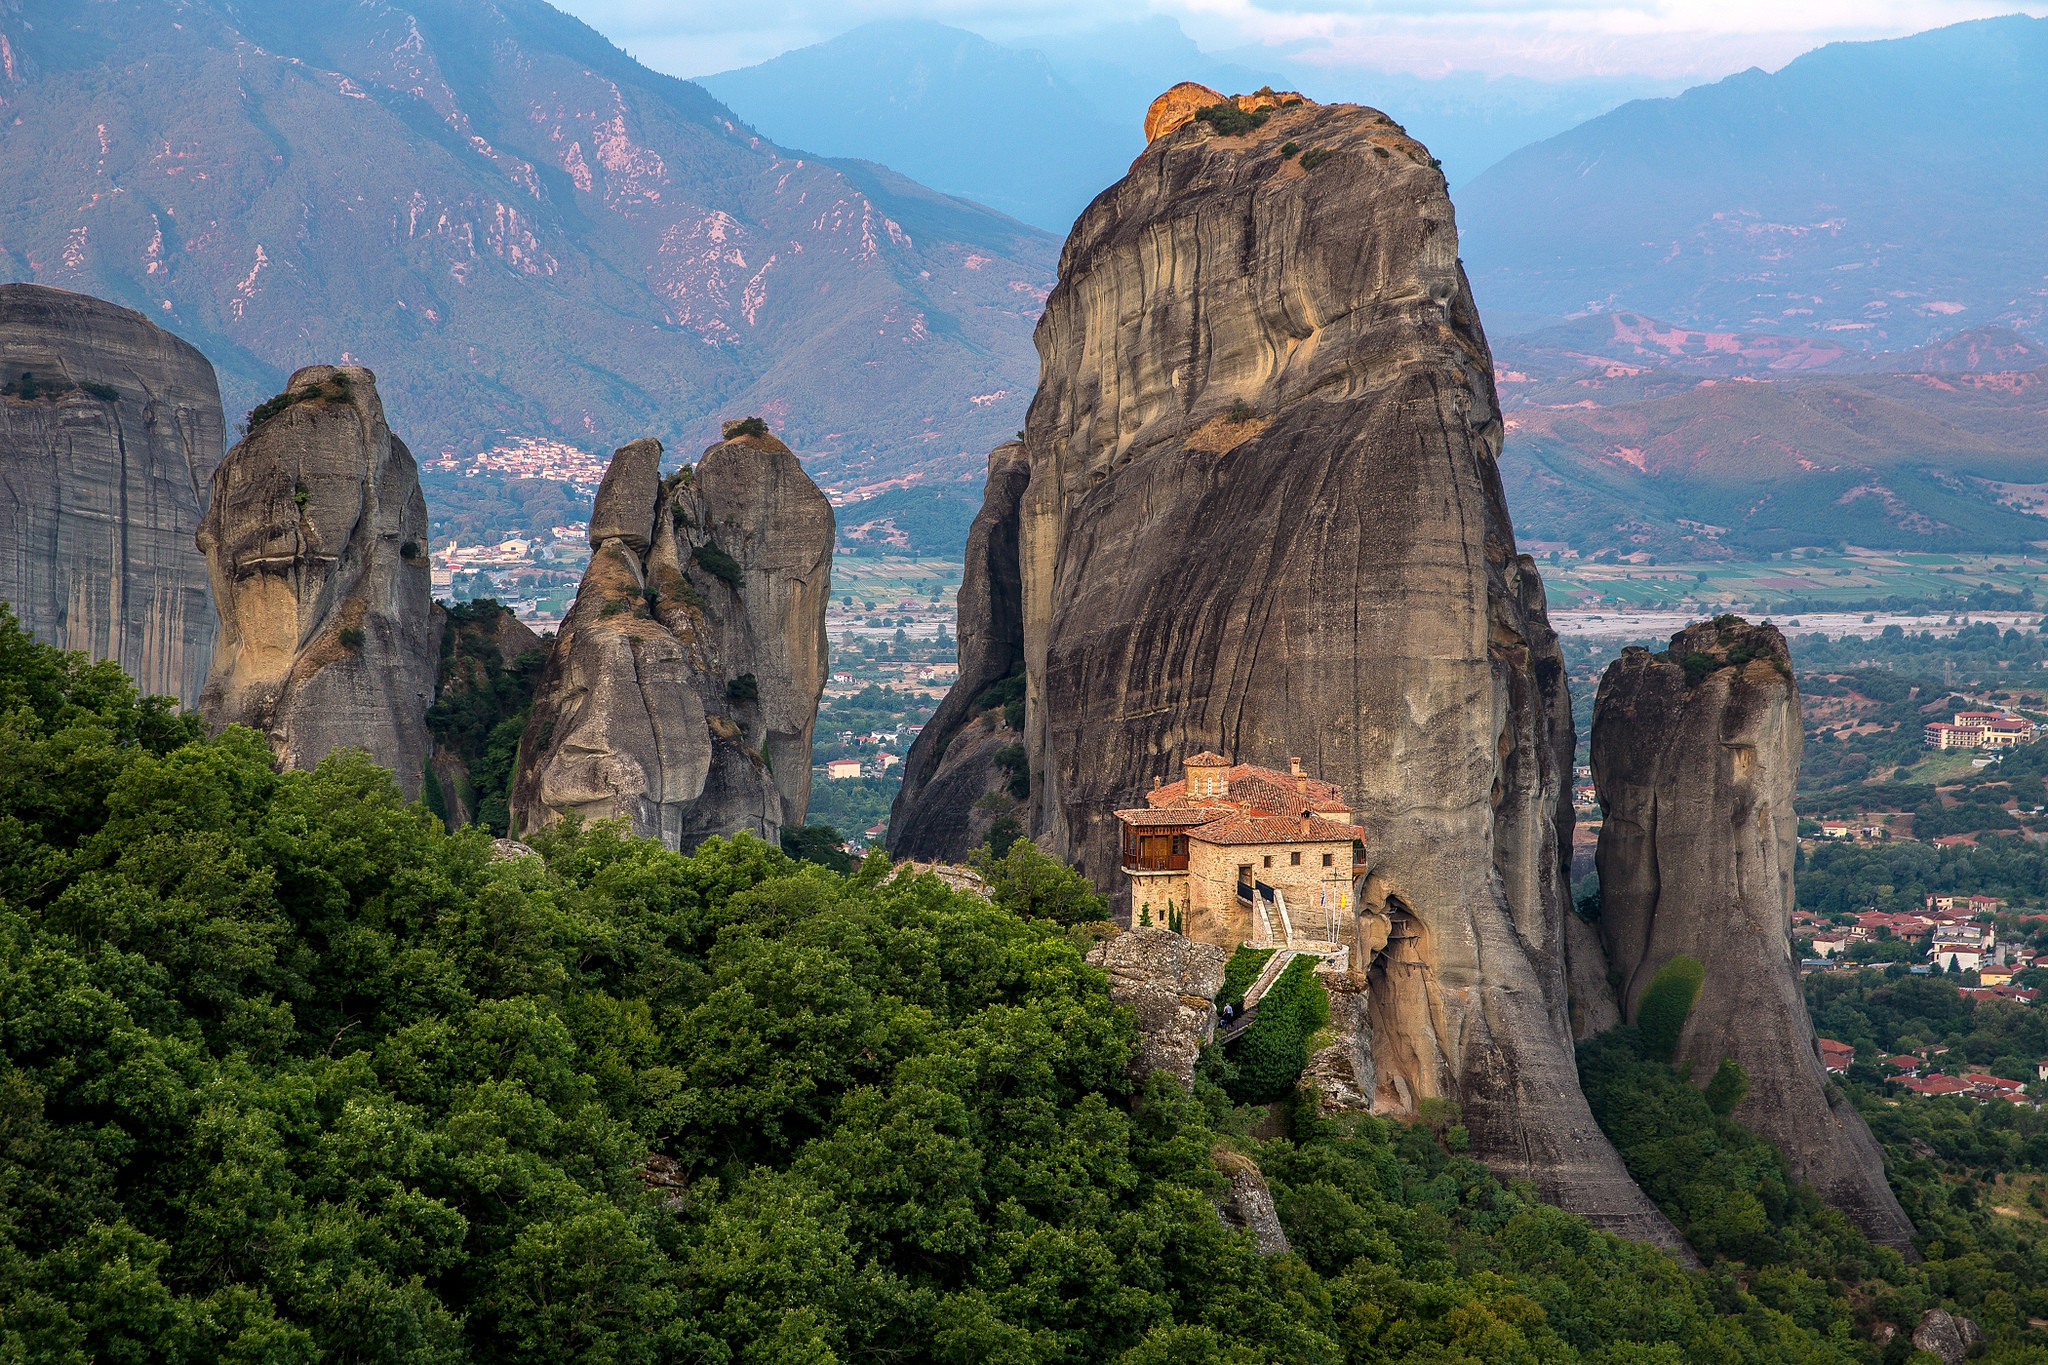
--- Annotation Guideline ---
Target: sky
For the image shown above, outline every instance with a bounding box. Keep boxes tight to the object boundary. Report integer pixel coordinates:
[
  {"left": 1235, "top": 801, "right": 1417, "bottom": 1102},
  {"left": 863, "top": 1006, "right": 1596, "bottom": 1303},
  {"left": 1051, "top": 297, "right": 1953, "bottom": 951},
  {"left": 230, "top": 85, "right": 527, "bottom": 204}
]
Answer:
[{"left": 555, "top": 0, "right": 2048, "bottom": 83}]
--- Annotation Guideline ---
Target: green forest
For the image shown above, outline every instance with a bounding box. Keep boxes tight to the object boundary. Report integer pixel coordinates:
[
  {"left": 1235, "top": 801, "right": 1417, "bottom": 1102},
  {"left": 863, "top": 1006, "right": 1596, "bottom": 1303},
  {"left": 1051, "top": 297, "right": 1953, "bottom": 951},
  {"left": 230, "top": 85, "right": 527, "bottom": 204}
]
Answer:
[{"left": 10, "top": 605, "right": 2048, "bottom": 1362}]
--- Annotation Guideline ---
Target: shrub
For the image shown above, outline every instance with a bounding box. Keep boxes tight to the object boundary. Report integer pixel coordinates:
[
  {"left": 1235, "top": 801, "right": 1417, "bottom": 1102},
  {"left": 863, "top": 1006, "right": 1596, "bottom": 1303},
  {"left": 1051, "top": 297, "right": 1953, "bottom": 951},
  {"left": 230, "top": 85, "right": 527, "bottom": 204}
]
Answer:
[
  {"left": 1002, "top": 695, "right": 1024, "bottom": 733},
  {"left": 1705, "top": 1056, "right": 1750, "bottom": 1116},
  {"left": 673, "top": 578, "right": 706, "bottom": 610},
  {"left": 781, "top": 822, "right": 853, "bottom": 874},
  {"left": 2, "top": 370, "right": 84, "bottom": 401},
  {"left": 969, "top": 837, "right": 1106, "bottom": 925},
  {"left": 246, "top": 374, "right": 349, "bottom": 433},
  {"left": 1280, "top": 142, "right": 1299, "bottom": 158},
  {"left": 993, "top": 741, "right": 1028, "bottom": 799},
  {"left": 337, "top": 625, "right": 366, "bottom": 651},
  {"left": 1194, "top": 101, "right": 1268, "bottom": 136},
  {"left": 79, "top": 380, "right": 120, "bottom": 401},
  {"left": 1221, "top": 945, "right": 1276, "bottom": 1011},
  {"left": 984, "top": 813, "right": 1023, "bottom": 858},
  {"left": 1227, "top": 955, "right": 1330, "bottom": 1103},
  {"left": 723, "top": 415, "right": 771, "bottom": 439},
  {"left": 1298, "top": 148, "right": 1334, "bottom": 170},
  {"left": 1227, "top": 398, "right": 1256, "bottom": 424},
  {"left": 1635, "top": 955, "right": 1704, "bottom": 1062},
  {"left": 1682, "top": 652, "right": 1720, "bottom": 686},
  {"left": 973, "top": 661, "right": 1026, "bottom": 720},
  {"left": 695, "top": 540, "right": 744, "bottom": 591},
  {"left": 600, "top": 600, "right": 628, "bottom": 618},
  {"left": 727, "top": 672, "right": 759, "bottom": 704}
]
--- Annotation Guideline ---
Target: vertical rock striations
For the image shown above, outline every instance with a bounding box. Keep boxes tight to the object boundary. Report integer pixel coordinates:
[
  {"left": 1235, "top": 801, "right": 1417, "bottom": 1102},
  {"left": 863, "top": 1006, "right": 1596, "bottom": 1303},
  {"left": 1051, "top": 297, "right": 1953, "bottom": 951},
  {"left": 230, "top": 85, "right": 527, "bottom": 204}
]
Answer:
[
  {"left": 890, "top": 439, "right": 1030, "bottom": 859},
  {"left": 0, "top": 283, "right": 223, "bottom": 704},
  {"left": 196, "top": 365, "right": 436, "bottom": 795},
  {"left": 1592, "top": 619, "right": 1917, "bottom": 1251},
  {"left": 900, "top": 92, "right": 1687, "bottom": 1253},
  {"left": 510, "top": 424, "right": 831, "bottom": 850}
]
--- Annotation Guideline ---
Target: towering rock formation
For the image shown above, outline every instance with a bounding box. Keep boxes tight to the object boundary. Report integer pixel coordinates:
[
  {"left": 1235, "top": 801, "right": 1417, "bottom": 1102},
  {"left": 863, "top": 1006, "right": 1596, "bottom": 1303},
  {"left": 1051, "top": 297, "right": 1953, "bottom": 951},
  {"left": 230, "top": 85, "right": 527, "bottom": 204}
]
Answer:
[
  {"left": 0, "top": 284, "right": 223, "bottom": 704},
  {"left": 196, "top": 365, "right": 437, "bottom": 796},
  {"left": 510, "top": 424, "right": 832, "bottom": 850},
  {"left": 890, "top": 439, "right": 1030, "bottom": 859},
  {"left": 1591, "top": 619, "right": 1917, "bottom": 1252},
  {"left": 895, "top": 90, "right": 1686, "bottom": 1254}
]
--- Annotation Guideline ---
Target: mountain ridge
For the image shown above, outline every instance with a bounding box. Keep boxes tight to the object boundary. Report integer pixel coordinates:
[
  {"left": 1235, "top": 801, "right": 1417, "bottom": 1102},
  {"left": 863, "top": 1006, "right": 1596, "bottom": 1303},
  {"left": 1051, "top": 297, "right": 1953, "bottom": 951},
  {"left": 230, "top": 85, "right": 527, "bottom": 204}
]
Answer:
[
  {"left": 0, "top": 0, "right": 1056, "bottom": 493},
  {"left": 1458, "top": 15, "right": 2048, "bottom": 348}
]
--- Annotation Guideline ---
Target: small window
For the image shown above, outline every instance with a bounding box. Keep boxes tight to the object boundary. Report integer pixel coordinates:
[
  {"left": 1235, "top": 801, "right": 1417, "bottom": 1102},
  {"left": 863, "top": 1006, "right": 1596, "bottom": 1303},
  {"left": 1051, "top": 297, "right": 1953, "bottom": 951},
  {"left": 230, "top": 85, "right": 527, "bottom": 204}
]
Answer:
[
  {"left": 1290, "top": 851, "right": 1301, "bottom": 866},
  {"left": 1262, "top": 855, "right": 1272, "bottom": 869},
  {"left": 1322, "top": 852, "right": 1333, "bottom": 867}
]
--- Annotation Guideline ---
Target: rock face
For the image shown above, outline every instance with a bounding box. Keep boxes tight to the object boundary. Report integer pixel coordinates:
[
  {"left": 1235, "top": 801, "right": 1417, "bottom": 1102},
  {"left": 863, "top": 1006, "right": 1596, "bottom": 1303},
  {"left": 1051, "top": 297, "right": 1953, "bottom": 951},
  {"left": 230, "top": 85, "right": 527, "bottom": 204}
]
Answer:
[
  {"left": 900, "top": 94, "right": 1686, "bottom": 1254},
  {"left": 1911, "top": 1310, "right": 1982, "bottom": 1365},
  {"left": 1084, "top": 925, "right": 1227, "bottom": 1090},
  {"left": 1592, "top": 619, "right": 1916, "bottom": 1251},
  {"left": 890, "top": 439, "right": 1031, "bottom": 859},
  {"left": 197, "top": 366, "right": 436, "bottom": 795},
  {"left": 510, "top": 427, "right": 832, "bottom": 850},
  {"left": 0, "top": 284, "right": 223, "bottom": 704},
  {"left": 1212, "top": 1148, "right": 1291, "bottom": 1255}
]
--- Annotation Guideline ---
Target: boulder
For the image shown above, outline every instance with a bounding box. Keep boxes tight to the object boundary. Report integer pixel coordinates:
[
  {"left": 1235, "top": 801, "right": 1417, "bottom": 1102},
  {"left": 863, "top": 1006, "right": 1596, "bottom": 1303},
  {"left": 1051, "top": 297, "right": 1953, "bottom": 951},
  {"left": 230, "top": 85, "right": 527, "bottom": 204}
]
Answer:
[
  {"left": 587, "top": 436, "right": 663, "bottom": 554},
  {"left": 0, "top": 283, "right": 222, "bottom": 704},
  {"left": 909, "top": 92, "right": 1686, "bottom": 1256},
  {"left": 510, "top": 428, "right": 831, "bottom": 849},
  {"left": 1212, "top": 1147, "right": 1291, "bottom": 1254},
  {"left": 1592, "top": 618, "right": 1917, "bottom": 1252},
  {"left": 1085, "top": 925, "right": 1227, "bottom": 1090},
  {"left": 196, "top": 365, "right": 435, "bottom": 795},
  {"left": 1910, "top": 1309, "right": 1980, "bottom": 1365}
]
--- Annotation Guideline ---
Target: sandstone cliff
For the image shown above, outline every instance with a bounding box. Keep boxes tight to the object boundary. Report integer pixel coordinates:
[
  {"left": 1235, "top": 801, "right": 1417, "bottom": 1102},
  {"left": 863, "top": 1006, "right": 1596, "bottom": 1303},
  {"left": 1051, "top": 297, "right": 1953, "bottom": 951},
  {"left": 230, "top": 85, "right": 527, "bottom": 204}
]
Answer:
[
  {"left": 197, "top": 365, "right": 436, "bottom": 794},
  {"left": 1084, "top": 925, "right": 1227, "bottom": 1090},
  {"left": 890, "top": 439, "right": 1030, "bottom": 859},
  {"left": 897, "top": 92, "right": 1685, "bottom": 1253},
  {"left": 1592, "top": 618, "right": 1916, "bottom": 1251},
  {"left": 0, "top": 284, "right": 222, "bottom": 704},
  {"left": 510, "top": 425, "right": 832, "bottom": 850}
]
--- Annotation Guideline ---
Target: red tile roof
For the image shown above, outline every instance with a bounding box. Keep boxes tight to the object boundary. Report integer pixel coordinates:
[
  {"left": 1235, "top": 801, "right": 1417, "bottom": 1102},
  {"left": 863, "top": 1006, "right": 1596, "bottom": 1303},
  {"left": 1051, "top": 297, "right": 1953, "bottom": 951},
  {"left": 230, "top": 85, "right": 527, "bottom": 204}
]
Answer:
[
  {"left": 1967, "top": 1074, "right": 2026, "bottom": 1091},
  {"left": 1817, "top": 1038, "right": 1854, "bottom": 1055},
  {"left": 1183, "top": 751, "right": 1232, "bottom": 767},
  {"left": 1112, "top": 807, "right": 1222, "bottom": 826},
  {"left": 1184, "top": 814, "right": 1363, "bottom": 847},
  {"left": 1902, "top": 1075, "right": 1974, "bottom": 1096}
]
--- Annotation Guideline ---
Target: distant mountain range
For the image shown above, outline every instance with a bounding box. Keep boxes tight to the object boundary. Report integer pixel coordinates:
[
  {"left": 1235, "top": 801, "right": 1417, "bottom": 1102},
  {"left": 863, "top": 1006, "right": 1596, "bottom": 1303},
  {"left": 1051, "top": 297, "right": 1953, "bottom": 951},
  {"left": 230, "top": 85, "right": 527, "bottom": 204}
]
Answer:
[
  {"left": 1459, "top": 15, "right": 2048, "bottom": 347},
  {"left": 699, "top": 18, "right": 1668, "bottom": 233},
  {"left": 1494, "top": 318, "right": 2048, "bottom": 558},
  {"left": 0, "top": 0, "right": 1055, "bottom": 495}
]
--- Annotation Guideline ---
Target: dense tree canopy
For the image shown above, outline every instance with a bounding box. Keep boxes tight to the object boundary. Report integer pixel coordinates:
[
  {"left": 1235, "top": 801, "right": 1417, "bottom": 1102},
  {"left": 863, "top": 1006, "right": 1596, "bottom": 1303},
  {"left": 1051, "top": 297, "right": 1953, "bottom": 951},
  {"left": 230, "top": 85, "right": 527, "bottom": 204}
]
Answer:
[{"left": 0, "top": 607, "right": 2019, "bottom": 1363}]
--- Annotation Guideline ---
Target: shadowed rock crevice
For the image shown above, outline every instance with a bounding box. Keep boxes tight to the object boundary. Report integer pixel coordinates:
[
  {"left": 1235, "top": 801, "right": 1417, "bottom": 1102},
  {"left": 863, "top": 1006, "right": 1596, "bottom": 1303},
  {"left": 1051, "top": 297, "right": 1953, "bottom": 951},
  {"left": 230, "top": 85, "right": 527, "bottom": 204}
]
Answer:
[
  {"left": 890, "top": 439, "right": 1030, "bottom": 860},
  {"left": 1592, "top": 617, "right": 1918, "bottom": 1253},
  {"left": 1, "top": 283, "right": 223, "bottom": 704},
  {"left": 197, "top": 365, "right": 435, "bottom": 793},
  {"left": 903, "top": 94, "right": 1687, "bottom": 1256},
  {"left": 511, "top": 426, "right": 831, "bottom": 850}
]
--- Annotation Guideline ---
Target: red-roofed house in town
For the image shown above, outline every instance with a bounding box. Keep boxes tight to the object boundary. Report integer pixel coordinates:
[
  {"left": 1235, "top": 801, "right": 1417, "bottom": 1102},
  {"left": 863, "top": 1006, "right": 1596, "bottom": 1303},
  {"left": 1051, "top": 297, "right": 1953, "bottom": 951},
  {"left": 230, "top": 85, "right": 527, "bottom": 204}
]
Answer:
[
  {"left": 1901, "top": 1074, "right": 1975, "bottom": 1098},
  {"left": 1884, "top": 1056, "right": 1921, "bottom": 1076},
  {"left": 1117, "top": 751, "right": 1362, "bottom": 950},
  {"left": 1817, "top": 1038, "right": 1855, "bottom": 1074},
  {"left": 1967, "top": 1074, "right": 2028, "bottom": 1098}
]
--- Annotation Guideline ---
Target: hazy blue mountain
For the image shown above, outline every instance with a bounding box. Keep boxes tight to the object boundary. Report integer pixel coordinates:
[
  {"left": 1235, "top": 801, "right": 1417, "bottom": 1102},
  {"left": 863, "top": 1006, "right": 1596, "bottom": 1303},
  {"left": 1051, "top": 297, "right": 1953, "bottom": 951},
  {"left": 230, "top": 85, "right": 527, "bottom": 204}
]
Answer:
[
  {"left": 700, "top": 18, "right": 1666, "bottom": 235},
  {"left": 697, "top": 22, "right": 1137, "bottom": 233},
  {"left": 1458, "top": 16, "right": 2048, "bottom": 349}
]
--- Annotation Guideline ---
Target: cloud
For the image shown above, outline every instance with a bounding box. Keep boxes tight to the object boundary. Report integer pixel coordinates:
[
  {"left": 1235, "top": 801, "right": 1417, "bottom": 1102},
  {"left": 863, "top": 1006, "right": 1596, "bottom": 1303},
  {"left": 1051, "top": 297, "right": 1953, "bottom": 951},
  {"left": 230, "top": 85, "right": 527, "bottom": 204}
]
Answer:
[{"left": 557, "top": 0, "right": 2048, "bottom": 81}]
